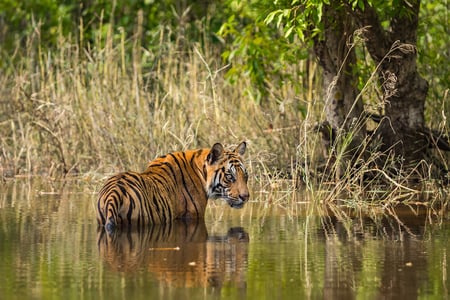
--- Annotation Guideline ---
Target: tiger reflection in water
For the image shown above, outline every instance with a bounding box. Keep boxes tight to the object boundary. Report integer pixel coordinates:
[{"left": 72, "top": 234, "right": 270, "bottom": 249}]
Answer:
[{"left": 97, "top": 220, "right": 249, "bottom": 290}]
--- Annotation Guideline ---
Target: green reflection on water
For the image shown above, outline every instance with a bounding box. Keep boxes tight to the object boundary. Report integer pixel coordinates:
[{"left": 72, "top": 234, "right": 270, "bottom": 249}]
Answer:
[{"left": 0, "top": 180, "right": 449, "bottom": 299}]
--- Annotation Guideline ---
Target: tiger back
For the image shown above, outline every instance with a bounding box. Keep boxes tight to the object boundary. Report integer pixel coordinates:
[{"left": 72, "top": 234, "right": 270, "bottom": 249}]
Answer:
[{"left": 96, "top": 142, "right": 249, "bottom": 232}]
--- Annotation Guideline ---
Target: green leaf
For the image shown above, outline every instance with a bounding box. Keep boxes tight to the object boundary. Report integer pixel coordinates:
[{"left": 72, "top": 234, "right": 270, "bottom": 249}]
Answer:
[
  {"left": 358, "top": 0, "right": 365, "bottom": 10},
  {"left": 285, "top": 26, "right": 294, "bottom": 38},
  {"left": 296, "top": 28, "right": 305, "bottom": 42},
  {"left": 277, "top": 11, "right": 284, "bottom": 28},
  {"left": 265, "top": 10, "right": 283, "bottom": 25}
]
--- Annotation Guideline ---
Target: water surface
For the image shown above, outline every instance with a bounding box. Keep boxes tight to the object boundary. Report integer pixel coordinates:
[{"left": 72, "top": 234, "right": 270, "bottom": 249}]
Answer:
[{"left": 1, "top": 179, "right": 449, "bottom": 299}]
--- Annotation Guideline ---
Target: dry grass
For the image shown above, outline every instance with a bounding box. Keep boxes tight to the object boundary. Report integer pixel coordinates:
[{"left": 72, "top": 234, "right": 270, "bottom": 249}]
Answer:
[{"left": 0, "top": 22, "right": 302, "bottom": 182}]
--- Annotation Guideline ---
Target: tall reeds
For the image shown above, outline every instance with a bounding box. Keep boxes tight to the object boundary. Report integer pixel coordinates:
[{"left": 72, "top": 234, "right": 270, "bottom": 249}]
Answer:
[{"left": 0, "top": 19, "right": 303, "bottom": 181}]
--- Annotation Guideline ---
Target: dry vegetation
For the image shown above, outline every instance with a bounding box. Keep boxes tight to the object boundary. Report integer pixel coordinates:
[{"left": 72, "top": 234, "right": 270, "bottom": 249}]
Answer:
[
  {"left": 0, "top": 24, "right": 304, "bottom": 177},
  {"left": 0, "top": 22, "right": 449, "bottom": 216}
]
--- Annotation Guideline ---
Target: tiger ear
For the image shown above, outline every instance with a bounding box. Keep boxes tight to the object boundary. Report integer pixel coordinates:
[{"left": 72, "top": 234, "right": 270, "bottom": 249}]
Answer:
[
  {"left": 207, "top": 143, "right": 224, "bottom": 164},
  {"left": 234, "top": 141, "right": 247, "bottom": 156}
]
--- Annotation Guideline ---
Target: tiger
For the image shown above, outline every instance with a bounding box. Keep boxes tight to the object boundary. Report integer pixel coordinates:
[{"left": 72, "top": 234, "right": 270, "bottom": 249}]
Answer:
[{"left": 96, "top": 141, "right": 249, "bottom": 232}]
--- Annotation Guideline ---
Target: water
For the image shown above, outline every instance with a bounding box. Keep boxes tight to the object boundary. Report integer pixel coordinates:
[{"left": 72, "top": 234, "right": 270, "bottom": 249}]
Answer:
[{"left": 1, "top": 179, "right": 449, "bottom": 299}]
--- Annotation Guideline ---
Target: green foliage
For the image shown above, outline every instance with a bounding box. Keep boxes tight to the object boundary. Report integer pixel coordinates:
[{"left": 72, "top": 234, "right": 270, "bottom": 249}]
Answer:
[
  {"left": 218, "top": 0, "right": 310, "bottom": 104},
  {"left": 265, "top": 0, "right": 325, "bottom": 41},
  {"left": 0, "top": 1, "right": 227, "bottom": 57},
  {"left": 0, "top": 0, "right": 74, "bottom": 50},
  {"left": 417, "top": 1, "right": 450, "bottom": 120},
  {"left": 221, "top": 0, "right": 448, "bottom": 114}
]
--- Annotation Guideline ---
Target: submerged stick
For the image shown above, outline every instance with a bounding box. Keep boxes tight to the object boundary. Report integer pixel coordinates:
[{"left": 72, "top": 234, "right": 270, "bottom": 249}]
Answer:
[{"left": 148, "top": 247, "right": 180, "bottom": 251}]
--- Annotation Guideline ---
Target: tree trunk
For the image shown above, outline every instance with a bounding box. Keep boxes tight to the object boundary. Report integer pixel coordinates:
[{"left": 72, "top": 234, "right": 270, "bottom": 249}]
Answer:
[
  {"left": 315, "top": 0, "right": 443, "bottom": 180},
  {"left": 352, "top": 0, "right": 431, "bottom": 173},
  {"left": 313, "top": 2, "right": 366, "bottom": 177}
]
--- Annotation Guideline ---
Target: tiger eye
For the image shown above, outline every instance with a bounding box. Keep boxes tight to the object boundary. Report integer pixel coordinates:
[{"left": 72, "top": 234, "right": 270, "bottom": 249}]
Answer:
[{"left": 225, "top": 173, "right": 235, "bottom": 182}]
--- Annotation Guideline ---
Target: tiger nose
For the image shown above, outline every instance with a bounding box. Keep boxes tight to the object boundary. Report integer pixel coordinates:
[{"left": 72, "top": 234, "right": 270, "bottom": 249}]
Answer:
[{"left": 239, "top": 192, "right": 249, "bottom": 202}]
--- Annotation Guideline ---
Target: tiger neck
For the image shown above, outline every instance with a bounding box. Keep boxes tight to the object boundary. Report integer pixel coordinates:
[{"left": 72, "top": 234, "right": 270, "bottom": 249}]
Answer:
[
  {"left": 176, "top": 149, "right": 210, "bottom": 219},
  {"left": 144, "top": 148, "right": 210, "bottom": 219}
]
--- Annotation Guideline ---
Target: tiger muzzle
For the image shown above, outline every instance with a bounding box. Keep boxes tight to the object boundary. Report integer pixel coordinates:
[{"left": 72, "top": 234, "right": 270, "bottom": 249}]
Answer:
[
  {"left": 228, "top": 192, "right": 249, "bottom": 209},
  {"left": 239, "top": 192, "right": 249, "bottom": 203}
]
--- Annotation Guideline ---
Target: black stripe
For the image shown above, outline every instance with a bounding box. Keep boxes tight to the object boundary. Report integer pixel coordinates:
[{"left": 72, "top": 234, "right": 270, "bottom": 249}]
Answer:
[
  {"left": 182, "top": 152, "right": 204, "bottom": 202},
  {"left": 97, "top": 196, "right": 106, "bottom": 224},
  {"left": 140, "top": 180, "right": 153, "bottom": 224},
  {"left": 165, "top": 155, "right": 190, "bottom": 217},
  {"left": 146, "top": 172, "right": 174, "bottom": 222},
  {"left": 118, "top": 174, "right": 143, "bottom": 225},
  {"left": 157, "top": 183, "right": 173, "bottom": 222},
  {"left": 123, "top": 174, "right": 150, "bottom": 224},
  {"left": 169, "top": 153, "right": 199, "bottom": 218},
  {"left": 162, "top": 161, "right": 178, "bottom": 179}
]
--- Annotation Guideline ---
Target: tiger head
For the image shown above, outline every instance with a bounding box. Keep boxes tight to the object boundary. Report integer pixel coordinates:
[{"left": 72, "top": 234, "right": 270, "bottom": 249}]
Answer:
[{"left": 205, "top": 142, "right": 249, "bottom": 209}]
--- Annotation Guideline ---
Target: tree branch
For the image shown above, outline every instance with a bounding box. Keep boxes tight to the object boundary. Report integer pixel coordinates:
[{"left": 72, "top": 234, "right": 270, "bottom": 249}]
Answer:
[
  {"left": 347, "top": 0, "right": 389, "bottom": 63},
  {"left": 390, "top": 0, "right": 420, "bottom": 44}
]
